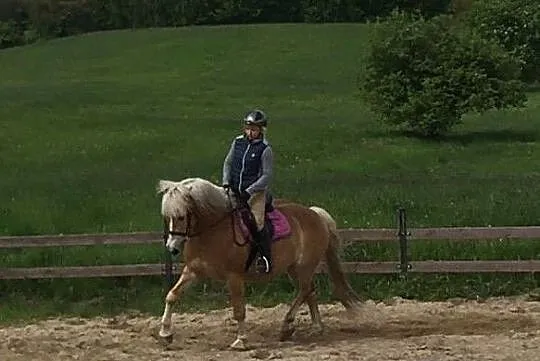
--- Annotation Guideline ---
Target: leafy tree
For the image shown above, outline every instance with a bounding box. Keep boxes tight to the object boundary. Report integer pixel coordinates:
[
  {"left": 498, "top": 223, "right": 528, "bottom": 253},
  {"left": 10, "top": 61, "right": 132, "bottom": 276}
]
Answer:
[
  {"left": 463, "top": 0, "right": 540, "bottom": 83},
  {"left": 359, "top": 11, "right": 527, "bottom": 137}
]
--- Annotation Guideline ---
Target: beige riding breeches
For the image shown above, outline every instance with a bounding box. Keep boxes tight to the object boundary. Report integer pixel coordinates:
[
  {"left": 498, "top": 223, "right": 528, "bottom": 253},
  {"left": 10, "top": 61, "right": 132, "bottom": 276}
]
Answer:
[{"left": 247, "top": 191, "right": 266, "bottom": 231}]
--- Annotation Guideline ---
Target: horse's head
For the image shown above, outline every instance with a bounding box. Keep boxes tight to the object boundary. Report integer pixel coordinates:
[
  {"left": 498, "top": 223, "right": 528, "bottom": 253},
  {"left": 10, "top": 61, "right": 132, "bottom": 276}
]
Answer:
[
  {"left": 157, "top": 178, "right": 230, "bottom": 255},
  {"left": 156, "top": 179, "right": 193, "bottom": 254}
]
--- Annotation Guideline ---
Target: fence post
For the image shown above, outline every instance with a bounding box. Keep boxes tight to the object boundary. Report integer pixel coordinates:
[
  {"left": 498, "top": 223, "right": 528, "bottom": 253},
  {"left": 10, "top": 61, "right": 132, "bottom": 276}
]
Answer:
[{"left": 397, "top": 208, "right": 411, "bottom": 277}]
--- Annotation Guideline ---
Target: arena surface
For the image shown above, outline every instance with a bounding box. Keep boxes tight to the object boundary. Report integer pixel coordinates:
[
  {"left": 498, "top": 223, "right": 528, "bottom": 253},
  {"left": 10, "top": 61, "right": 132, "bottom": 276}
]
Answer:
[{"left": 2, "top": 296, "right": 540, "bottom": 361}]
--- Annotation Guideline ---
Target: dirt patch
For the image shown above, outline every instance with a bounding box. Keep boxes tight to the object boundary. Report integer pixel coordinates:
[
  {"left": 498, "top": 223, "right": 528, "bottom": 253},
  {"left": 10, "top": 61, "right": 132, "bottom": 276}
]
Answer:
[{"left": 2, "top": 296, "right": 540, "bottom": 361}]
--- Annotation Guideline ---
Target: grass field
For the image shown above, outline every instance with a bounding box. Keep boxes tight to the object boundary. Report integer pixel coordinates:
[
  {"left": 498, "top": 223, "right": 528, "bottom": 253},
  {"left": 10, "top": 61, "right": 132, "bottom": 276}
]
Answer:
[{"left": 1, "top": 23, "right": 540, "bottom": 324}]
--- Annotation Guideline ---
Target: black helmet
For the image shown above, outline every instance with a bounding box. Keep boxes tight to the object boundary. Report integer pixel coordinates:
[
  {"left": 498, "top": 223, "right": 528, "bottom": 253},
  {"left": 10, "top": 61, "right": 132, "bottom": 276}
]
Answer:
[{"left": 244, "top": 109, "right": 267, "bottom": 127}]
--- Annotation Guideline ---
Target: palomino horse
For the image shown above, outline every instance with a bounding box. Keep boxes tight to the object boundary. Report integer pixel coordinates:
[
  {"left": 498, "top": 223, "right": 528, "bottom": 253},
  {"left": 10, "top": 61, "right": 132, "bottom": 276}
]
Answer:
[{"left": 156, "top": 177, "right": 361, "bottom": 349}]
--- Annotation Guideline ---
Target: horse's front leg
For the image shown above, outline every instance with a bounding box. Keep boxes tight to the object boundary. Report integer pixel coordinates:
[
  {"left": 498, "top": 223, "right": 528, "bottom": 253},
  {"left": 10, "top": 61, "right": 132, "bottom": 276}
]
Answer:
[
  {"left": 159, "top": 265, "right": 197, "bottom": 341},
  {"left": 227, "top": 273, "right": 247, "bottom": 350}
]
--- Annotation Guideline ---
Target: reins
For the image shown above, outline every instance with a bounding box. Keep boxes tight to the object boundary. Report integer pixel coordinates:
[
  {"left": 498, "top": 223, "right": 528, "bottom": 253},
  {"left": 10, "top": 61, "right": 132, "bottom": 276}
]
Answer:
[
  {"left": 226, "top": 188, "right": 249, "bottom": 247},
  {"left": 163, "top": 188, "right": 249, "bottom": 247}
]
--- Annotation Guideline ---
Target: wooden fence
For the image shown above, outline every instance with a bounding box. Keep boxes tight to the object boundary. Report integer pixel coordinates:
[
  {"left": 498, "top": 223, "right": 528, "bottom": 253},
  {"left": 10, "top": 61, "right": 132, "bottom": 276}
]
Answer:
[{"left": 1, "top": 209, "right": 540, "bottom": 283}]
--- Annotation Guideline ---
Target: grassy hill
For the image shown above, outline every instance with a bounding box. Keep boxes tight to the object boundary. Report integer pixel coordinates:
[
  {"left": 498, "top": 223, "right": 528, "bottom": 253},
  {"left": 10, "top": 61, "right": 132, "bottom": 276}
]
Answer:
[{"left": 1, "top": 23, "right": 540, "bottom": 323}]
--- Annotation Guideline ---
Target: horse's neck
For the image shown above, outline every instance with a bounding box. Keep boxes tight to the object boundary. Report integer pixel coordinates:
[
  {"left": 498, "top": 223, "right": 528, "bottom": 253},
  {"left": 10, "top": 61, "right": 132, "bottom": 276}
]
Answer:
[{"left": 192, "top": 186, "right": 230, "bottom": 229}]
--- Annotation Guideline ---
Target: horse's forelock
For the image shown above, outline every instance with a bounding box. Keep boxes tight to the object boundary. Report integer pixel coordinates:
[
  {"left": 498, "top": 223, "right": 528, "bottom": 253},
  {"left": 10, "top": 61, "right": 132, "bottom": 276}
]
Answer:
[{"left": 159, "top": 178, "right": 228, "bottom": 219}]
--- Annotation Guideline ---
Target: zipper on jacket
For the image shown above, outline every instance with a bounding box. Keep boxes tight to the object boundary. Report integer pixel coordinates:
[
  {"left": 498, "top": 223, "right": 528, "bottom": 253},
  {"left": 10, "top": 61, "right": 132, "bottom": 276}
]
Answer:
[{"left": 238, "top": 143, "right": 251, "bottom": 193}]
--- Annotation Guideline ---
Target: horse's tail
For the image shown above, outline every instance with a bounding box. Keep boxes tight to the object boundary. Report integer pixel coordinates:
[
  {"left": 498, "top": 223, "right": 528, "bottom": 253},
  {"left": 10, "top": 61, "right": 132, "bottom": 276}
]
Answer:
[{"left": 309, "top": 206, "right": 362, "bottom": 312}]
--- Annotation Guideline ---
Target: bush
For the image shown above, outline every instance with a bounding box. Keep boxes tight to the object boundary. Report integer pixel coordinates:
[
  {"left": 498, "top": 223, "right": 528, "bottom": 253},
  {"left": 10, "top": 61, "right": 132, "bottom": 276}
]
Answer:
[
  {"left": 463, "top": 0, "right": 540, "bottom": 83},
  {"left": 0, "top": 19, "right": 38, "bottom": 48},
  {"left": 359, "top": 11, "right": 527, "bottom": 137}
]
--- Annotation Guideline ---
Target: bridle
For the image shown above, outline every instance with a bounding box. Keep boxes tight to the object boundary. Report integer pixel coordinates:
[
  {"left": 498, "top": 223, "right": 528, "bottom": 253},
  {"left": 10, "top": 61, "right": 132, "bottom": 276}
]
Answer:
[
  {"left": 163, "top": 212, "right": 193, "bottom": 239},
  {"left": 162, "top": 189, "right": 250, "bottom": 248}
]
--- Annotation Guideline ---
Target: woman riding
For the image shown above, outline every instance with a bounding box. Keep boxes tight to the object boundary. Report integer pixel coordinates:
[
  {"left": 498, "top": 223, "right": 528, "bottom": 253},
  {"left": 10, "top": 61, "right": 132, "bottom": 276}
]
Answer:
[{"left": 222, "top": 109, "right": 274, "bottom": 274}]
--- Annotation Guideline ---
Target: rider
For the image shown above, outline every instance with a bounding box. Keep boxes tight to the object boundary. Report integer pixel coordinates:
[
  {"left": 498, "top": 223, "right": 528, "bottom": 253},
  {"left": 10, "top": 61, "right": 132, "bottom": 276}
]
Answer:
[{"left": 222, "top": 109, "right": 273, "bottom": 274}]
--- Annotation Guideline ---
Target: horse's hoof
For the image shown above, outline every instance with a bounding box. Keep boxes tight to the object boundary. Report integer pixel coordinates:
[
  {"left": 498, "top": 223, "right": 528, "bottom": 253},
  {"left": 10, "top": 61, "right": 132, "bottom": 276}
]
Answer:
[
  {"left": 346, "top": 302, "right": 362, "bottom": 316},
  {"left": 158, "top": 330, "right": 174, "bottom": 345},
  {"left": 279, "top": 326, "right": 295, "bottom": 341},
  {"left": 230, "top": 337, "right": 247, "bottom": 350},
  {"left": 310, "top": 324, "right": 325, "bottom": 336},
  {"left": 161, "top": 335, "right": 173, "bottom": 345}
]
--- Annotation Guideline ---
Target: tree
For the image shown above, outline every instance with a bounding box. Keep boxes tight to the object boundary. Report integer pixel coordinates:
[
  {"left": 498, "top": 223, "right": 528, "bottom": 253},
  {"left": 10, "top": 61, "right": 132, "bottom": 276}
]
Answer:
[
  {"left": 359, "top": 11, "right": 527, "bottom": 137},
  {"left": 463, "top": 0, "right": 540, "bottom": 84}
]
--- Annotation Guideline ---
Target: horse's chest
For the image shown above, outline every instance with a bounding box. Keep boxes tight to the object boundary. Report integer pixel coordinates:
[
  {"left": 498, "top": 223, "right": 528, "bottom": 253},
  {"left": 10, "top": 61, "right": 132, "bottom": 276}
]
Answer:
[{"left": 188, "top": 259, "right": 226, "bottom": 279}]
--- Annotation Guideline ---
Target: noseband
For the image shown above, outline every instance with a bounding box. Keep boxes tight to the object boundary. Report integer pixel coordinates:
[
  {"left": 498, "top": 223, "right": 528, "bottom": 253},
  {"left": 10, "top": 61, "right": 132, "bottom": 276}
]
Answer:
[{"left": 163, "top": 212, "right": 193, "bottom": 242}]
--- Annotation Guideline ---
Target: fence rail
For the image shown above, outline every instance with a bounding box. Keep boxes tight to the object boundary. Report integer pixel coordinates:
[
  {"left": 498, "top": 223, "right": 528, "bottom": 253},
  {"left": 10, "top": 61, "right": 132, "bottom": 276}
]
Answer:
[
  {"left": 1, "top": 209, "right": 540, "bottom": 281},
  {"left": 3, "top": 260, "right": 540, "bottom": 280},
  {"left": 3, "top": 226, "right": 540, "bottom": 249}
]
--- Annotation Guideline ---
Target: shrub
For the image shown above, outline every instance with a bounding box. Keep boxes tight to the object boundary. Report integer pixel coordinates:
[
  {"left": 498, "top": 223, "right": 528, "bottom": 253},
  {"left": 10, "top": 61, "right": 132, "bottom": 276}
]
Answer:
[
  {"left": 359, "top": 11, "right": 527, "bottom": 137},
  {"left": 0, "top": 19, "right": 31, "bottom": 48},
  {"left": 463, "top": 0, "right": 540, "bottom": 83}
]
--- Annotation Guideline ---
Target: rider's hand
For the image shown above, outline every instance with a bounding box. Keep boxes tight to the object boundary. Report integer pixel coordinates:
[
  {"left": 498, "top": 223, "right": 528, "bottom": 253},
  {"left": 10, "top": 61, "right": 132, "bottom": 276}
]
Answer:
[{"left": 240, "top": 190, "right": 251, "bottom": 203}]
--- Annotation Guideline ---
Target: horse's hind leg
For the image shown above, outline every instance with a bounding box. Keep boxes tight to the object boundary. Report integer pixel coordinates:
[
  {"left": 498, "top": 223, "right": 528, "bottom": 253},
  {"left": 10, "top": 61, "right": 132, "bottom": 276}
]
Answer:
[
  {"left": 159, "top": 265, "right": 197, "bottom": 340},
  {"left": 280, "top": 268, "right": 315, "bottom": 341},
  {"left": 280, "top": 289, "right": 308, "bottom": 341},
  {"left": 305, "top": 282, "right": 325, "bottom": 335}
]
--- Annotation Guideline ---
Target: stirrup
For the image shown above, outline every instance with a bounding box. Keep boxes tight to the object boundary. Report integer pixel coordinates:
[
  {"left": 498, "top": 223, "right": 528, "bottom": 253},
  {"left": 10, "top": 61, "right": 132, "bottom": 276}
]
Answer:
[{"left": 256, "top": 256, "right": 271, "bottom": 273}]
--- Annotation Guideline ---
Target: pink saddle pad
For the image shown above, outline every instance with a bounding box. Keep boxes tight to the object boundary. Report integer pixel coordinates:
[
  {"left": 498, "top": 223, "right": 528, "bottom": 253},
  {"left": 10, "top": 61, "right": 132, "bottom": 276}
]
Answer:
[
  {"left": 238, "top": 208, "right": 291, "bottom": 242},
  {"left": 267, "top": 208, "right": 292, "bottom": 240}
]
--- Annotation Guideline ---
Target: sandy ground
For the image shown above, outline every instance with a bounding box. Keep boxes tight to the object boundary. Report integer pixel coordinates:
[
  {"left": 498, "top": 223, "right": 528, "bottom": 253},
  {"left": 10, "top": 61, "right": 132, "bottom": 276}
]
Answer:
[{"left": 2, "top": 296, "right": 540, "bottom": 361}]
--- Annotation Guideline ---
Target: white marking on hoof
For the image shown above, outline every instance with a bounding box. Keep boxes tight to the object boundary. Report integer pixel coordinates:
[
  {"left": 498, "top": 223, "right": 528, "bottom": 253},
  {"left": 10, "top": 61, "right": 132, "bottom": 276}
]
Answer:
[
  {"left": 159, "top": 328, "right": 173, "bottom": 338},
  {"left": 230, "top": 337, "right": 247, "bottom": 350}
]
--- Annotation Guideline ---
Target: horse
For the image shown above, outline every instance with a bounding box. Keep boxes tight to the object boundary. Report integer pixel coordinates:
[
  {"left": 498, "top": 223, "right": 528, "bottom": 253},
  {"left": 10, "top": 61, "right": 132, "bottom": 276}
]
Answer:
[{"left": 156, "top": 177, "right": 361, "bottom": 349}]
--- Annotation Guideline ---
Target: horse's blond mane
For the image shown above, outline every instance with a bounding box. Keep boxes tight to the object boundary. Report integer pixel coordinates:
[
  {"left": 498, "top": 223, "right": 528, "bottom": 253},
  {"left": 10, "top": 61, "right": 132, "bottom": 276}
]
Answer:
[{"left": 157, "top": 178, "right": 229, "bottom": 219}]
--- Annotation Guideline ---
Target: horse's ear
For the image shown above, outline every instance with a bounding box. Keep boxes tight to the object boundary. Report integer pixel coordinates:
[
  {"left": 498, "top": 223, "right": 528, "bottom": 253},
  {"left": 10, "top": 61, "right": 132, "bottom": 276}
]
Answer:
[{"left": 156, "top": 180, "right": 174, "bottom": 194}]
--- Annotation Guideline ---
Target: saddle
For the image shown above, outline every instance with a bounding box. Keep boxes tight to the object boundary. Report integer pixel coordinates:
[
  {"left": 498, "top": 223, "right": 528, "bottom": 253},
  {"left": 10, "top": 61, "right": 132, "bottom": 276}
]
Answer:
[
  {"left": 235, "top": 193, "right": 291, "bottom": 243},
  {"left": 235, "top": 199, "right": 291, "bottom": 273}
]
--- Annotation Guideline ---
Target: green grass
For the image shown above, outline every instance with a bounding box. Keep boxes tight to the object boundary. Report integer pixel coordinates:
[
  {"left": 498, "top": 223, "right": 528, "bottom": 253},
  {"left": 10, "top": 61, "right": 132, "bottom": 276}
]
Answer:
[{"left": 1, "top": 23, "right": 540, "bottom": 324}]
